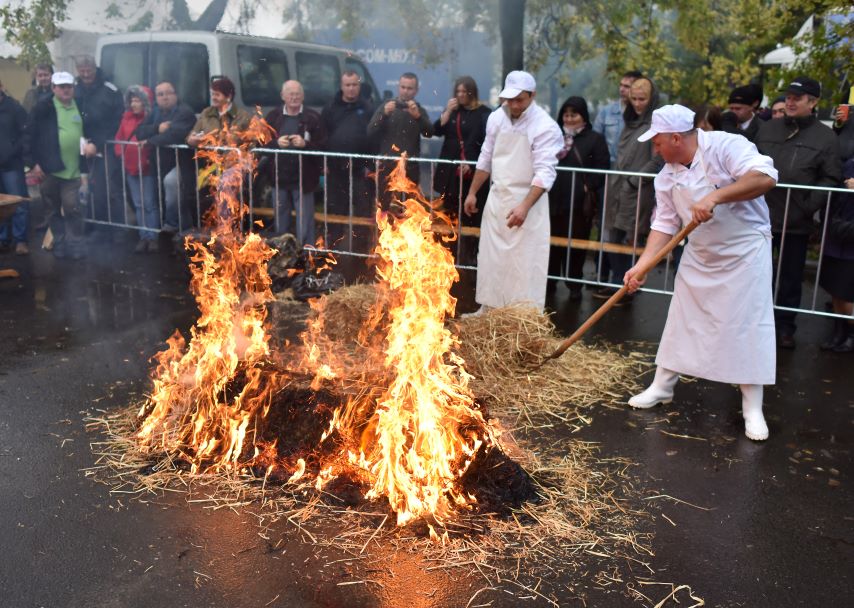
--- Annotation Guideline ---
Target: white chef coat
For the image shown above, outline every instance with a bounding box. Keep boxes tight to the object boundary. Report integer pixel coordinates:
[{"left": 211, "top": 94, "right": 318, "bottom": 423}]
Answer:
[
  {"left": 474, "top": 103, "right": 563, "bottom": 310},
  {"left": 476, "top": 103, "right": 563, "bottom": 192},
  {"left": 651, "top": 130, "right": 779, "bottom": 385}
]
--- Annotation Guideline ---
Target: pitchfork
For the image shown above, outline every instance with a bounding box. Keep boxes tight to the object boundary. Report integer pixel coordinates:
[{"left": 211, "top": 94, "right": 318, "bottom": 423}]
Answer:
[{"left": 532, "top": 220, "right": 700, "bottom": 369}]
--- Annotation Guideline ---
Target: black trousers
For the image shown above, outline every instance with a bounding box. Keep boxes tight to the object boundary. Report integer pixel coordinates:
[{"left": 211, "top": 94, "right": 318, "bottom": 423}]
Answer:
[
  {"left": 89, "top": 154, "right": 126, "bottom": 224},
  {"left": 772, "top": 232, "right": 809, "bottom": 336},
  {"left": 550, "top": 208, "right": 594, "bottom": 289},
  {"left": 324, "top": 159, "right": 375, "bottom": 252}
]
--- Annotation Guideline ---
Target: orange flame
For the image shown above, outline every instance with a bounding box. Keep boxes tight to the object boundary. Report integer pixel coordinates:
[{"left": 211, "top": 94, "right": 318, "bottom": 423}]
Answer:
[
  {"left": 137, "top": 114, "right": 285, "bottom": 472},
  {"left": 313, "top": 156, "right": 495, "bottom": 525},
  {"left": 138, "top": 135, "right": 495, "bottom": 529}
]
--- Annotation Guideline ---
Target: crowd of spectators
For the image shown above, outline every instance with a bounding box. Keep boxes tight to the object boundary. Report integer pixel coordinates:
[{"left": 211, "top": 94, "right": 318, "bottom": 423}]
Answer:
[{"left": 0, "top": 54, "right": 852, "bottom": 350}]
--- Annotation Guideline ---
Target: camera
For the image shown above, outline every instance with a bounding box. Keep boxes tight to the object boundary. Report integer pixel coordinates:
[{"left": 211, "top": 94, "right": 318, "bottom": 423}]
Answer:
[{"left": 395, "top": 100, "right": 408, "bottom": 110}]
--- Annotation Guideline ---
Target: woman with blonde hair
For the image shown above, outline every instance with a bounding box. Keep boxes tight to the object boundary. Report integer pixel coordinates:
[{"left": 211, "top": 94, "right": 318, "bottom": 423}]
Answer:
[{"left": 596, "top": 77, "right": 661, "bottom": 300}]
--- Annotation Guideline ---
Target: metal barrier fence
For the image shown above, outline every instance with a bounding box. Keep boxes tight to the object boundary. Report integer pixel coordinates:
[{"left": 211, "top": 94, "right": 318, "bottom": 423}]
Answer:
[{"left": 93, "top": 140, "right": 852, "bottom": 321}]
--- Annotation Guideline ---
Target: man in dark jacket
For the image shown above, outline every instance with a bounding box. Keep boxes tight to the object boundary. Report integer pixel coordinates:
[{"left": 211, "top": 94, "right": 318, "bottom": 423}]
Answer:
[
  {"left": 134, "top": 81, "right": 196, "bottom": 232},
  {"left": 25, "top": 72, "right": 89, "bottom": 259},
  {"left": 721, "top": 84, "right": 762, "bottom": 142},
  {"left": 321, "top": 70, "right": 374, "bottom": 247},
  {"left": 755, "top": 76, "right": 843, "bottom": 348},
  {"left": 0, "top": 80, "right": 30, "bottom": 254},
  {"left": 22, "top": 63, "right": 53, "bottom": 113},
  {"left": 264, "top": 80, "right": 327, "bottom": 246},
  {"left": 74, "top": 55, "right": 124, "bottom": 227},
  {"left": 367, "top": 72, "right": 432, "bottom": 207}
]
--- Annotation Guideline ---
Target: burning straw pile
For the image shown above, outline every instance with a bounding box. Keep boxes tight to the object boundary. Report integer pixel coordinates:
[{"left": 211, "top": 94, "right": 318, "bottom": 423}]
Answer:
[{"left": 85, "top": 148, "right": 673, "bottom": 604}]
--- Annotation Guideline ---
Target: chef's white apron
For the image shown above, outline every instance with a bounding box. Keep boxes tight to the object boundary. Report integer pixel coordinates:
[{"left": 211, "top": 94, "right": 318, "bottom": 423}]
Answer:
[
  {"left": 656, "top": 149, "right": 776, "bottom": 385},
  {"left": 476, "top": 131, "right": 550, "bottom": 310}
]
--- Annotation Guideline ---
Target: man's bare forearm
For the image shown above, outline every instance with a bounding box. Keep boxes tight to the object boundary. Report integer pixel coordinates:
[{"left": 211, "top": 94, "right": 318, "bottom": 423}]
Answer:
[{"left": 467, "top": 169, "right": 490, "bottom": 196}]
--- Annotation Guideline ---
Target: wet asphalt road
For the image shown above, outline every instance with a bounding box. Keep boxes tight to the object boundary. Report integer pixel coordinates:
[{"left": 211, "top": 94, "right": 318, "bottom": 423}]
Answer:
[{"left": 0, "top": 233, "right": 851, "bottom": 608}]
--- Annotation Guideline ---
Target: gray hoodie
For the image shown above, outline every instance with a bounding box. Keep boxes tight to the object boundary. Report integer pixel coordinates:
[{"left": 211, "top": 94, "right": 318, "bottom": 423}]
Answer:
[{"left": 605, "top": 79, "right": 662, "bottom": 238}]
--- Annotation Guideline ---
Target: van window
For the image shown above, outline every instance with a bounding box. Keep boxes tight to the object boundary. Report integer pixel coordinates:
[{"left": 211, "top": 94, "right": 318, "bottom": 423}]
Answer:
[
  {"left": 344, "top": 57, "right": 379, "bottom": 105},
  {"left": 296, "top": 52, "right": 340, "bottom": 107},
  {"left": 238, "top": 45, "right": 289, "bottom": 108},
  {"left": 100, "top": 42, "right": 147, "bottom": 93},
  {"left": 151, "top": 42, "right": 210, "bottom": 113}
]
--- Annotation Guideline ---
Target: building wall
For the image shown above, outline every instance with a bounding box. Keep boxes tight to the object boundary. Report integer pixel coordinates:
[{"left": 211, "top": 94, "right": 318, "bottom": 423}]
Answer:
[{"left": 0, "top": 58, "right": 33, "bottom": 102}]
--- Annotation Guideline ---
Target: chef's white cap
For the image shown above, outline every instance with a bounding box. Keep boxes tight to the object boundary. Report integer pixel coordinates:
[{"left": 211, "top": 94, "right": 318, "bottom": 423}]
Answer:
[
  {"left": 638, "top": 104, "right": 696, "bottom": 142},
  {"left": 499, "top": 71, "right": 536, "bottom": 99}
]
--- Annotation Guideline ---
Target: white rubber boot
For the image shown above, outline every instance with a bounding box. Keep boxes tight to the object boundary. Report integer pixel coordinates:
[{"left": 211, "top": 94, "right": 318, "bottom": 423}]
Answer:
[
  {"left": 741, "top": 384, "right": 769, "bottom": 441},
  {"left": 461, "top": 305, "right": 492, "bottom": 319},
  {"left": 628, "top": 367, "right": 679, "bottom": 409}
]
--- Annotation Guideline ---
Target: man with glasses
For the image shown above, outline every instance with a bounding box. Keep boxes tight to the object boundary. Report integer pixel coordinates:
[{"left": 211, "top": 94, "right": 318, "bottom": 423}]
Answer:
[{"left": 134, "top": 81, "right": 196, "bottom": 233}]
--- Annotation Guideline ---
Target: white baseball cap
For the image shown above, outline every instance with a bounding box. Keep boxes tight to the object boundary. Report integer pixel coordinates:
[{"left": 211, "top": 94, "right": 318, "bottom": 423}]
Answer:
[
  {"left": 51, "top": 71, "right": 75, "bottom": 86},
  {"left": 637, "top": 104, "right": 696, "bottom": 142},
  {"left": 499, "top": 70, "right": 536, "bottom": 99}
]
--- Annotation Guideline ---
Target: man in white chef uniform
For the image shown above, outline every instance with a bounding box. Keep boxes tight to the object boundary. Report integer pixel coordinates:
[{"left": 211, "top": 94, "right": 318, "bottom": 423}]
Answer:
[
  {"left": 463, "top": 71, "right": 563, "bottom": 314},
  {"left": 624, "top": 105, "right": 778, "bottom": 441}
]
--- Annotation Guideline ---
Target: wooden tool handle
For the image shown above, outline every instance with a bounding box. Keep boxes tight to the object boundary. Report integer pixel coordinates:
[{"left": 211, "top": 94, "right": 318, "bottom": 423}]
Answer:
[{"left": 545, "top": 220, "right": 699, "bottom": 361}]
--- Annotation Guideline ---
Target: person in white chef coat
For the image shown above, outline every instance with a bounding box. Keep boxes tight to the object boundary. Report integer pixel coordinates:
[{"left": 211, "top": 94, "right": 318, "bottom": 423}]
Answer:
[
  {"left": 624, "top": 104, "right": 778, "bottom": 441},
  {"left": 462, "top": 71, "right": 563, "bottom": 315}
]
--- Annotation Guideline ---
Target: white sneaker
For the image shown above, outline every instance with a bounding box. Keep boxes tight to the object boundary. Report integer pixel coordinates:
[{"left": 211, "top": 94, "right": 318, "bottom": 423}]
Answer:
[
  {"left": 461, "top": 305, "right": 491, "bottom": 319},
  {"left": 741, "top": 384, "right": 769, "bottom": 441},
  {"left": 628, "top": 386, "right": 674, "bottom": 409}
]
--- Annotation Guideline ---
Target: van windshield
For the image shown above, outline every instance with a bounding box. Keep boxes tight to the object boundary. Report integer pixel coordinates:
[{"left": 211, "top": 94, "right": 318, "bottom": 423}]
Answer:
[
  {"left": 296, "top": 51, "right": 341, "bottom": 108},
  {"left": 238, "top": 45, "right": 289, "bottom": 108},
  {"left": 101, "top": 41, "right": 210, "bottom": 113},
  {"left": 151, "top": 42, "right": 209, "bottom": 112}
]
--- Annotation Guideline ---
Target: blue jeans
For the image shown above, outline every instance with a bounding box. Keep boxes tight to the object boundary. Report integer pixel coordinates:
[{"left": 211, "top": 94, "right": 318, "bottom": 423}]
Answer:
[
  {"left": 126, "top": 174, "right": 160, "bottom": 240},
  {"left": 0, "top": 168, "right": 29, "bottom": 244},
  {"left": 275, "top": 188, "right": 315, "bottom": 246}
]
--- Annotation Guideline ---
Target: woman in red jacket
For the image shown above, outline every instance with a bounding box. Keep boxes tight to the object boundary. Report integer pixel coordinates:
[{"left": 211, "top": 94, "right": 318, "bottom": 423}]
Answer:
[{"left": 114, "top": 85, "right": 160, "bottom": 252}]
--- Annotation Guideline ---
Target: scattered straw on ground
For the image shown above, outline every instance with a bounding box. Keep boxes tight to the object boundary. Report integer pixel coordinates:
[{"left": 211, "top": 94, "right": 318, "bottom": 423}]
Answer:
[{"left": 82, "top": 283, "right": 703, "bottom": 606}]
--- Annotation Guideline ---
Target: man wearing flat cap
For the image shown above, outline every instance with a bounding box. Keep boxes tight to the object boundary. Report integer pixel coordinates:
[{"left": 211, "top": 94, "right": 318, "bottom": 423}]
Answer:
[
  {"left": 755, "top": 76, "right": 842, "bottom": 349},
  {"left": 462, "top": 71, "right": 563, "bottom": 314},
  {"left": 623, "top": 104, "right": 778, "bottom": 441},
  {"left": 722, "top": 83, "right": 763, "bottom": 142}
]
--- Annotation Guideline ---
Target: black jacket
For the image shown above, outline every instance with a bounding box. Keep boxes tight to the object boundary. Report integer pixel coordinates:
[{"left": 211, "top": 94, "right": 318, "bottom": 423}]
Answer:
[
  {"left": 721, "top": 111, "right": 760, "bottom": 142},
  {"left": 0, "top": 93, "right": 28, "bottom": 172},
  {"left": 432, "top": 104, "right": 491, "bottom": 196},
  {"left": 321, "top": 92, "right": 374, "bottom": 155},
  {"left": 24, "top": 95, "right": 87, "bottom": 175},
  {"left": 549, "top": 126, "right": 610, "bottom": 219},
  {"left": 74, "top": 68, "right": 124, "bottom": 152},
  {"left": 755, "top": 115, "right": 842, "bottom": 234},
  {"left": 264, "top": 106, "right": 327, "bottom": 192},
  {"left": 134, "top": 101, "right": 197, "bottom": 175}
]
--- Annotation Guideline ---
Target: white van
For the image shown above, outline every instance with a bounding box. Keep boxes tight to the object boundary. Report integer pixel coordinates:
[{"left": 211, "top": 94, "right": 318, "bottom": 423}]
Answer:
[{"left": 96, "top": 31, "right": 381, "bottom": 113}]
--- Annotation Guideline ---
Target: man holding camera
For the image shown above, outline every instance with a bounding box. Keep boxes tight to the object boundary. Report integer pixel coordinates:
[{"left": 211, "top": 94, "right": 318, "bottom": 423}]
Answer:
[
  {"left": 368, "top": 72, "right": 432, "bottom": 207},
  {"left": 264, "top": 80, "right": 326, "bottom": 246}
]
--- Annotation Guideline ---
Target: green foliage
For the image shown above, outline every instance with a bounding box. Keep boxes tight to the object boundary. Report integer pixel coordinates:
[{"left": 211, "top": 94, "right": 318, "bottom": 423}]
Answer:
[
  {"left": 105, "top": 2, "right": 122, "bottom": 19},
  {"left": 530, "top": 0, "right": 851, "bottom": 107},
  {"left": 279, "top": 0, "right": 493, "bottom": 67},
  {"left": 129, "top": 10, "right": 154, "bottom": 32},
  {"left": 0, "top": 0, "right": 69, "bottom": 69},
  {"left": 771, "top": 7, "right": 854, "bottom": 107}
]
